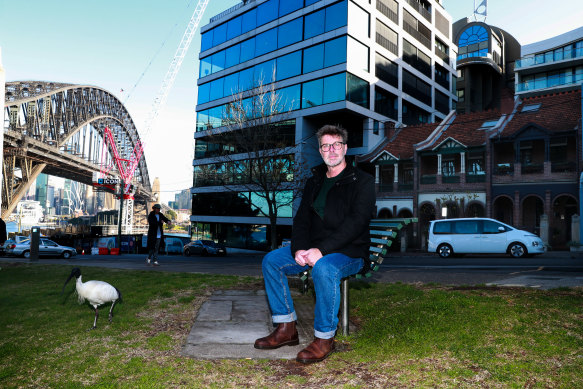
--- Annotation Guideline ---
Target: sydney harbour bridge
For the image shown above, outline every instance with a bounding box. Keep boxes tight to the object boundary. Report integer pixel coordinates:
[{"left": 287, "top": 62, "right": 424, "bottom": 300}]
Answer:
[{"left": 2, "top": 81, "right": 155, "bottom": 222}]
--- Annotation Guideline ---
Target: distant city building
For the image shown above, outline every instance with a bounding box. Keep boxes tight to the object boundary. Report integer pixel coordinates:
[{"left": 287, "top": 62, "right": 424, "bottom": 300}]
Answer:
[
  {"left": 193, "top": 0, "right": 457, "bottom": 249},
  {"left": 452, "top": 18, "right": 520, "bottom": 114},
  {"left": 514, "top": 26, "right": 583, "bottom": 98}
]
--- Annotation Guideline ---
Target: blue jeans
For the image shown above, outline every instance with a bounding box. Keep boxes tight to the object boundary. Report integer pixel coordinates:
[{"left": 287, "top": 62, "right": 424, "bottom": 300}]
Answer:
[{"left": 262, "top": 246, "right": 363, "bottom": 339}]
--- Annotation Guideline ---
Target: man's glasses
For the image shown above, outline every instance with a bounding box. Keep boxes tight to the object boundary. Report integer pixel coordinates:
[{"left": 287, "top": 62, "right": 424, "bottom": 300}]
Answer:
[{"left": 320, "top": 141, "right": 345, "bottom": 152}]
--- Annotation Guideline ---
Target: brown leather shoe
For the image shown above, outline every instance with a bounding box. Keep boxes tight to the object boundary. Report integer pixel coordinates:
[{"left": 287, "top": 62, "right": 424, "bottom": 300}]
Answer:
[
  {"left": 296, "top": 337, "right": 335, "bottom": 364},
  {"left": 254, "top": 321, "right": 299, "bottom": 349}
]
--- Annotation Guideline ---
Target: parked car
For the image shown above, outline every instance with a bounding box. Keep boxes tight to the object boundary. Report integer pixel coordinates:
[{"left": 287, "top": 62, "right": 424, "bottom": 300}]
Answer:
[
  {"left": 183, "top": 240, "right": 227, "bottom": 256},
  {"left": 428, "top": 217, "right": 546, "bottom": 258},
  {"left": 5, "top": 238, "right": 78, "bottom": 259}
]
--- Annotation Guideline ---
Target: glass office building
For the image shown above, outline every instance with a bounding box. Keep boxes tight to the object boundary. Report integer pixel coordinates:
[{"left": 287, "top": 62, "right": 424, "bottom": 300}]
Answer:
[{"left": 192, "top": 0, "right": 457, "bottom": 249}]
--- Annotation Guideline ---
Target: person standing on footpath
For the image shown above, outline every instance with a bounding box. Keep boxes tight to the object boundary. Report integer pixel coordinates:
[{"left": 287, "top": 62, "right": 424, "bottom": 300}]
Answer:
[
  {"left": 146, "top": 204, "right": 171, "bottom": 266},
  {"left": 254, "top": 125, "right": 376, "bottom": 364}
]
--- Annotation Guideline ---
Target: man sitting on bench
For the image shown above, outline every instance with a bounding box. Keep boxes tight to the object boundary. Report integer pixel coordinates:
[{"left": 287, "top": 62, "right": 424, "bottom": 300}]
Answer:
[{"left": 254, "top": 124, "right": 375, "bottom": 364}]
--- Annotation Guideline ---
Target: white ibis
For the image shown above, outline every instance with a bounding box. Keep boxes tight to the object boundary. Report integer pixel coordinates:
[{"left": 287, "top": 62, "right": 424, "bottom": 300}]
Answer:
[{"left": 62, "top": 268, "right": 122, "bottom": 330}]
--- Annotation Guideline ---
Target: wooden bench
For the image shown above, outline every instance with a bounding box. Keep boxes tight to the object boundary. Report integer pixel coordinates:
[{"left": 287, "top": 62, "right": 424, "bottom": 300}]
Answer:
[{"left": 300, "top": 218, "right": 418, "bottom": 335}]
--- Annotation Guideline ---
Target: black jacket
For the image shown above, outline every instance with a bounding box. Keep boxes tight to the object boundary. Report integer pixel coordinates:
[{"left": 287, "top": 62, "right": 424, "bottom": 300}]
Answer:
[
  {"left": 147, "top": 211, "right": 170, "bottom": 249},
  {"left": 291, "top": 161, "right": 376, "bottom": 261}
]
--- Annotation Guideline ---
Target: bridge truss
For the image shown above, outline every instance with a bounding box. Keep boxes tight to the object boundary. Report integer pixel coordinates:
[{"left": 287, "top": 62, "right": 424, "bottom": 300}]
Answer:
[{"left": 2, "top": 81, "right": 154, "bottom": 223}]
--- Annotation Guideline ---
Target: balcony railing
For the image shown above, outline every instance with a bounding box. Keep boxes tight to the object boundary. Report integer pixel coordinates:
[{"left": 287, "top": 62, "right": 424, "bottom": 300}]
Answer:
[
  {"left": 551, "top": 161, "right": 576, "bottom": 173},
  {"left": 420, "top": 174, "right": 436, "bottom": 184},
  {"left": 515, "top": 47, "right": 583, "bottom": 69},
  {"left": 404, "top": 0, "right": 431, "bottom": 22},
  {"left": 521, "top": 163, "right": 544, "bottom": 174},
  {"left": 494, "top": 163, "right": 514, "bottom": 176},
  {"left": 442, "top": 175, "right": 460, "bottom": 183},
  {"left": 466, "top": 173, "right": 486, "bottom": 183},
  {"left": 376, "top": 33, "right": 398, "bottom": 55},
  {"left": 379, "top": 183, "right": 394, "bottom": 192},
  {"left": 434, "top": 48, "right": 450, "bottom": 66},
  {"left": 376, "top": 0, "right": 398, "bottom": 24},
  {"left": 517, "top": 74, "right": 583, "bottom": 93},
  {"left": 403, "top": 22, "right": 431, "bottom": 49}
]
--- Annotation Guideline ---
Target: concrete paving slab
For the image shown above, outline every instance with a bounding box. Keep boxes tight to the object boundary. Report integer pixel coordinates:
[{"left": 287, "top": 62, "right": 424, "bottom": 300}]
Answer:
[
  {"left": 182, "top": 290, "right": 315, "bottom": 360},
  {"left": 488, "top": 275, "right": 583, "bottom": 289}
]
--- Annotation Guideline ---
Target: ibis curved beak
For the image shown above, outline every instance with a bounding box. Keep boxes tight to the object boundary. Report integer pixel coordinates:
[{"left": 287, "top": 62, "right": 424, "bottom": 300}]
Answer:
[
  {"left": 61, "top": 273, "right": 74, "bottom": 295},
  {"left": 61, "top": 268, "right": 80, "bottom": 294}
]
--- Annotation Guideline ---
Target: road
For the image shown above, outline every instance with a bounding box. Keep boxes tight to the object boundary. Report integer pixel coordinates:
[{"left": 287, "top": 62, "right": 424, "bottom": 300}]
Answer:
[{"left": 1, "top": 250, "right": 582, "bottom": 289}]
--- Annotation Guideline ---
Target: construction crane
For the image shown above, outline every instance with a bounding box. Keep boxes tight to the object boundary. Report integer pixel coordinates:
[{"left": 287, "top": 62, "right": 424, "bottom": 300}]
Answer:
[
  {"left": 141, "top": 0, "right": 210, "bottom": 140},
  {"left": 108, "top": 0, "right": 210, "bottom": 233}
]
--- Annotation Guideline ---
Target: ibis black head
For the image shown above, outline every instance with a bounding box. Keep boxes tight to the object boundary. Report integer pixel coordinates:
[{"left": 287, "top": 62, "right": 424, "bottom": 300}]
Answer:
[{"left": 62, "top": 267, "right": 82, "bottom": 294}]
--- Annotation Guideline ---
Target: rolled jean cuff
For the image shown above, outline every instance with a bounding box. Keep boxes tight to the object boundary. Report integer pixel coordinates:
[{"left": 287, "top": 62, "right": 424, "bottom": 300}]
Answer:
[
  {"left": 272, "top": 311, "right": 297, "bottom": 323},
  {"left": 314, "top": 329, "right": 336, "bottom": 339}
]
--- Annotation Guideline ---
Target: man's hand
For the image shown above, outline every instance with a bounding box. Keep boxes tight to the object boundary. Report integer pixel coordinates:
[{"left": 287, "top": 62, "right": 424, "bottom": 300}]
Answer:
[
  {"left": 294, "top": 250, "right": 307, "bottom": 266},
  {"left": 304, "top": 248, "right": 323, "bottom": 267}
]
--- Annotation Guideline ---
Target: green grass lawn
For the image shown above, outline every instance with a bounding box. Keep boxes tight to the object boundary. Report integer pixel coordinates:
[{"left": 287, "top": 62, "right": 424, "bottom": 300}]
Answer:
[{"left": 1, "top": 263, "right": 581, "bottom": 388}]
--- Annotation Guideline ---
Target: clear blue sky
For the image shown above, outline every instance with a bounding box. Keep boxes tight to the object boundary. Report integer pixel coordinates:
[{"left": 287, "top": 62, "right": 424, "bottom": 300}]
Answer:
[{"left": 1, "top": 0, "right": 581, "bottom": 203}]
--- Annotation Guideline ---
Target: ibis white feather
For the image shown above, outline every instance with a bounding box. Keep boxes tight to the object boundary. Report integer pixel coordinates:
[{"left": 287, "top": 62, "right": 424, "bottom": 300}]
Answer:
[{"left": 63, "top": 268, "right": 122, "bottom": 330}]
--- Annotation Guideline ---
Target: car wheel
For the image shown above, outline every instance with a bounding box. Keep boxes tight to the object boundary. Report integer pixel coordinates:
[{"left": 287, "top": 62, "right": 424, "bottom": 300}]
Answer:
[
  {"left": 23, "top": 250, "right": 30, "bottom": 259},
  {"left": 509, "top": 242, "right": 527, "bottom": 258},
  {"left": 437, "top": 244, "right": 453, "bottom": 258},
  {"left": 184, "top": 248, "right": 191, "bottom": 256},
  {"left": 62, "top": 251, "right": 72, "bottom": 259}
]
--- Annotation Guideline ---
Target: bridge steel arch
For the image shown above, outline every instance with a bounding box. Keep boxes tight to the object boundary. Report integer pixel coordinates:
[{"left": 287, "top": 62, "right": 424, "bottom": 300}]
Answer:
[{"left": 2, "top": 81, "right": 153, "bottom": 218}]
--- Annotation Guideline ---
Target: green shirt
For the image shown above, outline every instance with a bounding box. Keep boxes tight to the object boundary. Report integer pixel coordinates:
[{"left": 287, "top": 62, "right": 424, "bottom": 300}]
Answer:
[{"left": 313, "top": 175, "right": 341, "bottom": 219}]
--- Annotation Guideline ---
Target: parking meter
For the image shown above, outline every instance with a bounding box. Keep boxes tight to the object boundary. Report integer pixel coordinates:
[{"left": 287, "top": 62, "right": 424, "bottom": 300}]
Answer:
[{"left": 30, "top": 227, "right": 40, "bottom": 261}]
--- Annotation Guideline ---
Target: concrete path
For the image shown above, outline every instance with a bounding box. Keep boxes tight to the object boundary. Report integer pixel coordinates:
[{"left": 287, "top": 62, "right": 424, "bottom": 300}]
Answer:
[{"left": 182, "top": 289, "right": 315, "bottom": 360}]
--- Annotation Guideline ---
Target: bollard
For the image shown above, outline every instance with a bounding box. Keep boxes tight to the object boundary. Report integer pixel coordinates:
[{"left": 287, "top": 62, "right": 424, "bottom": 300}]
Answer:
[{"left": 30, "top": 227, "right": 40, "bottom": 261}]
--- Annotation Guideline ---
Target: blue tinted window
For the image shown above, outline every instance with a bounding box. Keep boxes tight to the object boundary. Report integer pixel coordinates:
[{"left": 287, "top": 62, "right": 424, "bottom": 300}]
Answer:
[
  {"left": 242, "top": 8, "right": 257, "bottom": 33},
  {"left": 201, "top": 31, "right": 213, "bottom": 51},
  {"left": 208, "top": 106, "right": 223, "bottom": 128},
  {"left": 302, "top": 78, "right": 324, "bottom": 108},
  {"left": 223, "top": 73, "right": 239, "bottom": 97},
  {"left": 278, "top": 84, "right": 301, "bottom": 111},
  {"left": 257, "top": 0, "right": 278, "bottom": 26},
  {"left": 305, "top": 9, "right": 325, "bottom": 39},
  {"left": 212, "top": 23, "right": 227, "bottom": 46},
  {"left": 198, "top": 82, "right": 210, "bottom": 104},
  {"left": 255, "top": 29, "right": 277, "bottom": 56},
  {"left": 239, "top": 67, "right": 254, "bottom": 91},
  {"left": 211, "top": 50, "right": 225, "bottom": 73},
  {"left": 200, "top": 56, "right": 212, "bottom": 78},
  {"left": 226, "top": 16, "right": 242, "bottom": 40},
  {"left": 279, "top": 0, "right": 303, "bottom": 16},
  {"left": 323, "top": 73, "right": 346, "bottom": 103},
  {"left": 196, "top": 109, "right": 209, "bottom": 131},
  {"left": 303, "top": 43, "right": 324, "bottom": 73},
  {"left": 324, "top": 36, "right": 347, "bottom": 67},
  {"left": 276, "top": 51, "right": 302, "bottom": 81},
  {"left": 458, "top": 25, "right": 488, "bottom": 47},
  {"left": 305, "top": 0, "right": 320, "bottom": 5},
  {"left": 225, "top": 44, "right": 241, "bottom": 68},
  {"left": 347, "top": 72, "right": 369, "bottom": 108},
  {"left": 278, "top": 18, "right": 303, "bottom": 49},
  {"left": 209, "top": 78, "right": 224, "bottom": 101},
  {"left": 240, "top": 38, "right": 255, "bottom": 63},
  {"left": 255, "top": 59, "right": 276, "bottom": 84},
  {"left": 326, "top": 1, "right": 348, "bottom": 32}
]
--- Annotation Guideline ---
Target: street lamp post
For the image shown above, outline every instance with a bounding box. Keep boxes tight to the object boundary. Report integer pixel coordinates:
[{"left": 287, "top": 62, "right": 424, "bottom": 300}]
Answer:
[{"left": 117, "top": 180, "right": 124, "bottom": 255}]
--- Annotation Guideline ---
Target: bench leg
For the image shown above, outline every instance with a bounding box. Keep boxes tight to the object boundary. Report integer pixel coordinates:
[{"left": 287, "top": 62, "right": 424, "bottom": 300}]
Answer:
[{"left": 340, "top": 278, "right": 349, "bottom": 336}]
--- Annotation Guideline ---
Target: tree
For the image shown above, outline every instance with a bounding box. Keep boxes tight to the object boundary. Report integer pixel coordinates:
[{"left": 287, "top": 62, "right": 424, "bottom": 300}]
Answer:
[{"left": 206, "top": 75, "right": 307, "bottom": 250}]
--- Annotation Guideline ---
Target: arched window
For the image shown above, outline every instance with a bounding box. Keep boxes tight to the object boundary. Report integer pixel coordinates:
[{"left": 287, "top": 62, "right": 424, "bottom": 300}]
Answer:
[{"left": 457, "top": 25, "right": 489, "bottom": 60}]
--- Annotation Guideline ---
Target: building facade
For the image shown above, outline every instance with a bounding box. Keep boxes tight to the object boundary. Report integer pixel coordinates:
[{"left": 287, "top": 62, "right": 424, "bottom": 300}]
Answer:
[
  {"left": 515, "top": 26, "right": 583, "bottom": 98},
  {"left": 192, "top": 0, "right": 457, "bottom": 249},
  {"left": 452, "top": 18, "right": 521, "bottom": 114}
]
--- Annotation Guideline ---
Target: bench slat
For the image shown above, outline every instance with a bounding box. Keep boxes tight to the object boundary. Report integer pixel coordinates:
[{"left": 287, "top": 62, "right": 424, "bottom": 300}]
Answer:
[{"left": 370, "top": 229, "right": 397, "bottom": 238}]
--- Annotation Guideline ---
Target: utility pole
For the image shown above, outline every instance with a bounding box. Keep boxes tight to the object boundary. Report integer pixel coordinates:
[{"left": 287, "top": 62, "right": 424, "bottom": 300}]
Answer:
[
  {"left": 0, "top": 48, "right": 6, "bottom": 207},
  {"left": 117, "top": 179, "right": 124, "bottom": 255}
]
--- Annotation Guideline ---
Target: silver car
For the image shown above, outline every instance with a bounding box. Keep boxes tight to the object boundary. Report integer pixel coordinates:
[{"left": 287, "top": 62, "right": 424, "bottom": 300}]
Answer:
[{"left": 6, "top": 238, "right": 77, "bottom": 259}]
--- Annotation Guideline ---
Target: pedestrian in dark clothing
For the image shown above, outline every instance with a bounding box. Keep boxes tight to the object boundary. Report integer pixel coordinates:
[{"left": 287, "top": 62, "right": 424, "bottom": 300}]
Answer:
[
  {"left": 146, "top": 204, "right": 171, "bottom": 266},
  {"left": 0, "top": 217, "right": 7, "bottom": 246},
  {"left": 254, "top": 124, "right": 376, "bottom": 364}
]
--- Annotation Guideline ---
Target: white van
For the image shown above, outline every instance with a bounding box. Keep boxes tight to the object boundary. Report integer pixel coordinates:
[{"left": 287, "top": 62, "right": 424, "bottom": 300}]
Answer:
[{"left": 428, "top": 218, "right": 546, "bottom": 258}]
